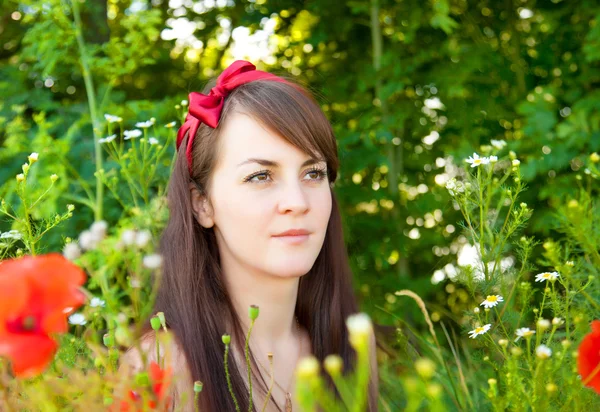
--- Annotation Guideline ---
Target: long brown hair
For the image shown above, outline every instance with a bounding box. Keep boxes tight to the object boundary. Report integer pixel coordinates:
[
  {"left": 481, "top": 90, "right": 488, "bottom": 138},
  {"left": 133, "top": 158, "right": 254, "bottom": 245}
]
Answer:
[{"left": 147, "top": 75, "right": 377, "bottom": 410}]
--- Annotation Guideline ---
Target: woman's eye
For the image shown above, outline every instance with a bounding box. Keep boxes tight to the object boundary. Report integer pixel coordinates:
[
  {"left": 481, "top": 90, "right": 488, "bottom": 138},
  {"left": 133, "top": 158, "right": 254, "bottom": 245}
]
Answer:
[
  {"left": 246, "top": 171, "right": 271, "bottom": 182},
  {"left": 305, "top": 167, "right": 328, "bottom": 181}
]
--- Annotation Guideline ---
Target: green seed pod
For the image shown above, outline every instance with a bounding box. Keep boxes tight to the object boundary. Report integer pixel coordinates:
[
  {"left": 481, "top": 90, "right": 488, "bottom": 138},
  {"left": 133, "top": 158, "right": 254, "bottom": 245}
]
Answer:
[{"left": 249, "top": 305, "right": 259, "bottom": 320}]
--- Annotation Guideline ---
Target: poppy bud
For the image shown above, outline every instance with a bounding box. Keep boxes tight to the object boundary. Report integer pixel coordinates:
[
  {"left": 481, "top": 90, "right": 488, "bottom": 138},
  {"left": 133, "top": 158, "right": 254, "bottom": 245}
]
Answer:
[
  {"left": 151, "top": 316, "right": 161, "bottom": 331},
  {"left": 249, "top": 305, "right": 259, "bottom": 320}
]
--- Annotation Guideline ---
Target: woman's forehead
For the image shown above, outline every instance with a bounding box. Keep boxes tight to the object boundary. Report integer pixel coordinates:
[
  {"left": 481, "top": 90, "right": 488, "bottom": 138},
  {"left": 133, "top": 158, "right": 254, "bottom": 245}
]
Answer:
[{"left": 219, "top": 112, "right": 324, "bottom": 165}]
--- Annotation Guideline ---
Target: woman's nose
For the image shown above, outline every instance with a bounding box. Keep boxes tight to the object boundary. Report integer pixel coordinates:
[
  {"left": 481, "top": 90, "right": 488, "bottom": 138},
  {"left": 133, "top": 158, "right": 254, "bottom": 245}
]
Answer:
[{"left": 277, "top": 181, "right": 309, "bottom": 215}]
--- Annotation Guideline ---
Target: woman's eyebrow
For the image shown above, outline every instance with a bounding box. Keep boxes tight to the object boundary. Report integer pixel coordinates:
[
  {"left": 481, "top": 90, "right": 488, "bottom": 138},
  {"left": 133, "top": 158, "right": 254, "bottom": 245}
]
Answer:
[{"left": 237, "top": 158, "right": 326, "bottom": 168}]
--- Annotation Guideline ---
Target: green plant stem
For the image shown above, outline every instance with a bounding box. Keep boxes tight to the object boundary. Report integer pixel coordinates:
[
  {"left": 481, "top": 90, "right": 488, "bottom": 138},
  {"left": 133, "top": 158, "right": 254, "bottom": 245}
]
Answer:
[
  {"left": 224, "top": 343, "right": 240, "bottom": 412},
  {"left": 245, "top": 319, "right": 255, "bottom": 412},
  {"left": 70, "top": 0, "right": 104, "bottom": 221}
]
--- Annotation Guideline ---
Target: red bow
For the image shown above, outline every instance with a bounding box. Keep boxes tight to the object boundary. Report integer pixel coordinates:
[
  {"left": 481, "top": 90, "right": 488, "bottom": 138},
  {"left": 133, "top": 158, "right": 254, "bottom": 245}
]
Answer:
[{"left": 176, "top": 60, "right": 288, "bottom": 175}]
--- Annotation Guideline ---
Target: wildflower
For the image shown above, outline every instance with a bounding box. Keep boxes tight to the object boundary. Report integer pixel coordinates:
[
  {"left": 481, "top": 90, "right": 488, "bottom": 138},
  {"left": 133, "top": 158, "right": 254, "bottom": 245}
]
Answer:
[
  {"left": 346, "top": 313, "right": 373, "bottom": 342},
  {"left": 90, "top": 297, "right": 106, "bottom": 308},
  {"left": 489, "top": 155, "right": 498, "bottom": 163},
  {"left": 164, "top": 121, "right": 177, "bottom": 128},
  {"left": 445, "top": 178, "right": 465, "bottom": 196},
  {"left": 515, "top": 327, "right": 535, "bottom": 342},
  {"left": 498, "top": 339, "right": 508, "bottom": 347},
  {"left": 62, "top": 242, "right": 81, "bottom": 261},
  {"left": 135, "top": 230, "right": 152, "bottom": 248},
  {"left": 99, "top": 134, "right": 117, "bottom": 144},
  {"left": 490, "top": 139, "right": 507, "bottom": 150},
  {"left": 415, "top": 357, "right": 436, "bottom": 379},
  {"left": 465, "top": 152, "right": 490, "bottom": 168},
  {"left": 68, "top": 313, "right": 87, "bottom": 326},
  {"left": 474, "top": 307, "right": 480, "bottom": 314},
  {"left": 50, "top": 174, "right": 58, "bottom": 183},
  {"left": 104, "top": 114, "right": 123, "bottom": 123},
  {"left": 181, "top": 99, "right": 188, "bottom": 106},
  {"left": 121, "top": 229, "right": 137, "bottom": 246},
  {"left": 148, "top": 137, "right": 159, "bottom": 145},
  {"left": 578, "top": 320, "right": 600, "bottom": 394},
  {"left": 142, "top": 254, "right": 163, "bottom": 269},
  {"left": 480, "top": 295, "right": 504, "bottom": 309},
  {"left": 123, "top": 129, "right": 142, "bottom": 140},
  {"left": 1, "top": 230, "right": 22, "bottom": 240},
  {"left": 296, "top": 356, "right": 320, "bottom": 379},
  {"left": 512, "top": 159, "right": 520, "bottom": 166},
  {"left": 535, "top": 271, "right": 560, "bottom": 282},
  {"left": 535, "top": 344, "right": 552, "bottom": 359},
  {"left": 324, "top": 354, "right": 343, "bottom": 377},
  {"left": 90, "top": 220, "right": 108, "bottom": 240},
  {"left": 590, "top": 152, "right": 600, "bottom": 163},
  {"left": 468, "top": 324, "right": 491, "bottom": 339},
  {"left": 78, "top": 230, "right": 100, "bottom": 251},
  {"left": 135, "top": 119, "right": 155, "bottom": 128},
  {"left": 16, "top": 173, "right": 24, "bottom": 182},
  {"left": 537, "top": 319, "right": 551, "bottom": 330},
  {"left": 0, "top": 254, "right": 86, "bottom": 377},
  {"left": 28, "top": 152, "right": 39, "bottom": 163},
  {"left": 552, "top": 317, "right": 564, "bottom": 326},
  {"left": 67, "top": 204, "right": 75, "bottom": 212}
]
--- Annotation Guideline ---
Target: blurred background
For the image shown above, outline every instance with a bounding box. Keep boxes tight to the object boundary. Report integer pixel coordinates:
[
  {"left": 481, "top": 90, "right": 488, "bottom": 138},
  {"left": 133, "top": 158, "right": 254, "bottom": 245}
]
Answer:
[{"left": 1, "top": 0, "right": 599, "bottom": 406}]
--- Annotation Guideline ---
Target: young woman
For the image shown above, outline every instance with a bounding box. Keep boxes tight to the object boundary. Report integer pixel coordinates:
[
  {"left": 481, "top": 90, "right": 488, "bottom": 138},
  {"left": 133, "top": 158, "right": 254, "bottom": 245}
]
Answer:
[{"left": 122, "top": 60, "right": 378, "bottom": 411}]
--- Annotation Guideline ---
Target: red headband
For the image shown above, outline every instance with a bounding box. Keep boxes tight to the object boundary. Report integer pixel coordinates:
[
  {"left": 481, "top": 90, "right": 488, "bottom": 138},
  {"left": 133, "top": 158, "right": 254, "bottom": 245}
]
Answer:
[{"left": 176, "top": 60, "right": 288, "bottom": 175}]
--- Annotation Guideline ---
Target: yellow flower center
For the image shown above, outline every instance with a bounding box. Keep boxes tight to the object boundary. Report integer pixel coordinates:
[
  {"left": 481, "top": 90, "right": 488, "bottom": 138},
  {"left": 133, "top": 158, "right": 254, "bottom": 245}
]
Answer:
[
  {"left": 486, "top": 296, "right": 498, "bottom": 302},
  {"left": 542, "top": 273, "right": 551, "bottom": 278},
  {"left": 475, "top": 327, "right": 485, "bottom": 333},
  {"left": 473, "top": 159, "right": 482, "bottom": 165}
]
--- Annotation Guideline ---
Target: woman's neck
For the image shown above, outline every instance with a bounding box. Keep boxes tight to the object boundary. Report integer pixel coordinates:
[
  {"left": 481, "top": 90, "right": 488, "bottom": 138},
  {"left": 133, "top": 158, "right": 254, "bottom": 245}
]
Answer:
[{"left": 224, "top": 265, "right": 301, "bottom": 351}]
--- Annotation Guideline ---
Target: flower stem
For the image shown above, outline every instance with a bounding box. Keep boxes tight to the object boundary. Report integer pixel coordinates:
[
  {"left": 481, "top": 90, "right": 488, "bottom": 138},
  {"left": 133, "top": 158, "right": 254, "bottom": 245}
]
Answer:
[
  {"left": 70, "top": 0, "right": 104, "bottom": 220},
  {"left": 224, "top": 343, "right": 240, "bottom": 412},
  {"left": 245, "top": 319, "right": 255, "bottom": 412}
]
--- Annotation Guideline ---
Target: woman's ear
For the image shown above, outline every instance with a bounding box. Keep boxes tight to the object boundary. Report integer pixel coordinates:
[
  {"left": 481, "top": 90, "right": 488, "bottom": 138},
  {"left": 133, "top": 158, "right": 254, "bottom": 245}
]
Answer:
[{"left": 189, "top": 182, "right": 215, "bottom": 228}]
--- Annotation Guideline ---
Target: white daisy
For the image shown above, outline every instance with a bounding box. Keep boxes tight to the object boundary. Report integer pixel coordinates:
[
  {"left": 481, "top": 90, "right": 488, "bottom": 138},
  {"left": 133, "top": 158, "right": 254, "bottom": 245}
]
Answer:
[
  {"left": 90, "top": 297, "right": 106, "bottom": 308},
  {"left": 489, "top": 155, "right": 498, "bottom": 163},
  {"left": 512, "top": 159, "right": 520, "bottom": 166},
  {"left": 135, "top": 119, "right": 155, "bottom": 128},
  {"left": 468, "top": 324, "right": 492, "bottom": 339},
  {"left": 164, "top": 121, "right": 177, "bottom": 128},
  {"left": 480, "top": 295, "right": 504, "bottom": 309},
  {"left": 28, "top": 152, "right": 39, "bottom": 163},
  {"left": 124, "top": 129, "right": 142, "bottom": 140},
  {"left": 68, "top": 313, "right": 87, "bottom": 326},
  {"left": 490, "top": 139, "right": 507, "bottom": 150},
  {"left": 535, "top": 271, "right": 560, "bottom": 282},
  {"left": 514, "top": 327, "right": 535, "bottom": 342},
  {"left": 465, "top": 153, "right": 490, "bottom": 168},
  {"left": 99, "top": 134, "right": 117, "bottom": 144},
  {"left": 148, "top": 137, "right": 159, "bottom": 145},
  {"left": 104, "top": 114, "right": 123, "bottom": 123},
  {"left": 346, "top": 313, "right": 373, "bottom": 339},
  {"left": 181, "top": 99, "right": 188, "bottom": 106},
  {"left": 535, "top": 344, "right": 552, "bottom": 359}
]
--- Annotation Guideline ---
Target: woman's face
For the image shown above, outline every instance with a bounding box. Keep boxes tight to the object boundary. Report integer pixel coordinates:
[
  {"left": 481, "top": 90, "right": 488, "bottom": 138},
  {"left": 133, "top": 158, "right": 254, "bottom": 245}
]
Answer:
[{"left": 192, "top": 111, "right": 333, "bottom": 279}]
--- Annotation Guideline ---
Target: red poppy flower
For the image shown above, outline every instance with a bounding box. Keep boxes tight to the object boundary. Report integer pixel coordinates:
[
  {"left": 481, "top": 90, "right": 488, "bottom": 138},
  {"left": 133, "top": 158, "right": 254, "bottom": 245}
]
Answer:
[
  {"left": 117, "top": 361, "right": 173, "bottom": 411},
  {"left": 578, "top": 320, "right": 600, "bottom": 394},
  {"left": 0, "top": 253, "right": 86, "bottom": 378}
]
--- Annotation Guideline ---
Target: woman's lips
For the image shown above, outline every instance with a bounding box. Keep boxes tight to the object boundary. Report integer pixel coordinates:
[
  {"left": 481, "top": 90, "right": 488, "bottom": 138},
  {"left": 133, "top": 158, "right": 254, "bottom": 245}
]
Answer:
[
  {"left": 272, "top": 227, "right": 312, "bottom": 245},
  {"left": 272, "top": 233, "right": 310, "bottom": 245}
]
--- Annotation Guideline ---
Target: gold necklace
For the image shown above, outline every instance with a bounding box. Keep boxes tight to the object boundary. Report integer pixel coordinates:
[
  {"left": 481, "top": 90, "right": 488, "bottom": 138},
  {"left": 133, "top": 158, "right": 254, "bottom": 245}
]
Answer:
[{"left": 254, "top": 317, "right": 302, "bottom": 412}]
